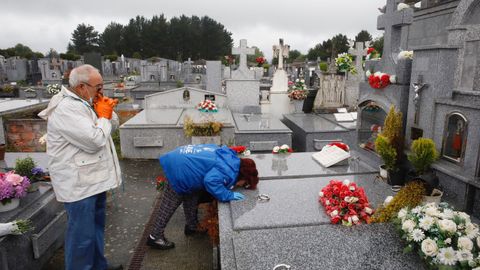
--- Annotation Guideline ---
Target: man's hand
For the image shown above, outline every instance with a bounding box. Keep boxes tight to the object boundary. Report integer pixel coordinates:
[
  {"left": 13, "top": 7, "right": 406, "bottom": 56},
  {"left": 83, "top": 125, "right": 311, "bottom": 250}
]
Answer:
[
  {"left": 94, "top": 96, "right": 118, "bottom": 119},
  {"left": 232, "top": 192, "right": 245, "bottom": 201}
]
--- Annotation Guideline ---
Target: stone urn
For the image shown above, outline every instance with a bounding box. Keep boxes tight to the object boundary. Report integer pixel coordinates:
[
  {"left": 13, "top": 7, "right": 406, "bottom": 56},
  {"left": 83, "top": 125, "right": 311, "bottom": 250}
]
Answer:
[
  {"left": 0, "top": 198, "right": 20, "bottom": 212},
  {"left": 292, "top": 99, "right": 304, "bottom": 113}
]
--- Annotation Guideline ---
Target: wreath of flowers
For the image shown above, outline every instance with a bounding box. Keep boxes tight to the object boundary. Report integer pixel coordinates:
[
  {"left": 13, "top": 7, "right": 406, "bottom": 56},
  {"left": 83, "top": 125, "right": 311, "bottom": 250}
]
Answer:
[
  {"left": 366, "top": 47, "right": 381, "bottom": 60},
  {"left": 319, "top": 179, "right": 374, "bottom": 226},
  {"left": 395, "top": 202, "right": 480, "bottom": 269},
  {"left": 366, "top": 71, "right": 397, "bottom": 89},
  {"left": 197, "top": 99, "right": 218, "bottom": 113},
  {"left": 325, "top": 142, "right": 350, "bottom": 152},
  {"left": 272, "top": 144, "right": 293, "bottom": 154},
  {"left": 229, "top": 145, "right": 251, "bottom": 156}
]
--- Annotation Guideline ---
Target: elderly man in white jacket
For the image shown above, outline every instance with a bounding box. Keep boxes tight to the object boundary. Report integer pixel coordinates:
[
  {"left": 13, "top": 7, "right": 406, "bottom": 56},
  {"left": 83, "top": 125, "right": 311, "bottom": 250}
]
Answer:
[{"left": 38, "top": 64, "right": 122, "bottom": 270}]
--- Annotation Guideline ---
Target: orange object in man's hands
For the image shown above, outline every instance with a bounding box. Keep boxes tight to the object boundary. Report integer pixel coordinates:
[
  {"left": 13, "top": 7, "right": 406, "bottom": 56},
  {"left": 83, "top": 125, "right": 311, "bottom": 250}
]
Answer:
[{"left": 94, "top": 96, "right": 118, "bottom": 119}]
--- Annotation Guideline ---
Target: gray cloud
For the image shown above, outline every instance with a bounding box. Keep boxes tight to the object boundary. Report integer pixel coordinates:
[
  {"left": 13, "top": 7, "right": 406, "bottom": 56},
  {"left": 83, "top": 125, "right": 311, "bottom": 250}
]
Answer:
[{"left": 1, "top": 0, "right": 386, "bottom": 60}]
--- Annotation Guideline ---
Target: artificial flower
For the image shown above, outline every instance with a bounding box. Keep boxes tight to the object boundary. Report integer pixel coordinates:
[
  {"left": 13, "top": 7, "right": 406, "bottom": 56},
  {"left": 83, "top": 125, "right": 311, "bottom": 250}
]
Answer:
[
  {"left": 397, "top": 3, "right": 410, "bottom": 11},
  {"left": 421, "top": 238, "right": 438, "bottom": 257},
  {"left": 457, "top": 237, "right": 473, "bottom": 251},
  {"left": 437, "top": 247, "right": 457, "bottom": 266}
]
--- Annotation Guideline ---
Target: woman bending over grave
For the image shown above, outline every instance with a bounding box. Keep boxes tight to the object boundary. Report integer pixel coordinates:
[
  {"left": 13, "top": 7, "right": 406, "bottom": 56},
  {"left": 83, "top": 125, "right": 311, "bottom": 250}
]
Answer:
[{"left": 147, "top": 144, "right": 259, "bottom": 250}]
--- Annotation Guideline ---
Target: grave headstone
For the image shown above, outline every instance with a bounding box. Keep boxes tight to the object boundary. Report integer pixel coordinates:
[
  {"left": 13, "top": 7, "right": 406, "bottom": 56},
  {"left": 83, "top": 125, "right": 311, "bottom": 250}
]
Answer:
[
  {"left": 225, "top": 39, "right": 260, "bottom": 113},
  {"left": 313, "top": 74, "right": 346, "bottom": 111},
  {"left": 5, "top": 57, "right": 28, "bottom": 82},
  {"left": 83, "top": 52, "right": 103, "bottom": 74},
  {"left": 0, "top": 55, "right": 6, "bottom": 82},
  {"left": 231, "top": 39, "right": 255, "bottom": 80},
  {"left": 206, "top": 61, "right": 222, "bottom": 93},
  {"left": 265, "top": 39, "right": 292, "bottom": 118}
]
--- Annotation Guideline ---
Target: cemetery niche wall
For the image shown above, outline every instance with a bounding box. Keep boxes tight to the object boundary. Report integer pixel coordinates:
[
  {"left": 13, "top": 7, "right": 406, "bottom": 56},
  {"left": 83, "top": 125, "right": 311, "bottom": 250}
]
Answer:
[{"left": 402, "top": 0, "right": 480, "bottom": 217}]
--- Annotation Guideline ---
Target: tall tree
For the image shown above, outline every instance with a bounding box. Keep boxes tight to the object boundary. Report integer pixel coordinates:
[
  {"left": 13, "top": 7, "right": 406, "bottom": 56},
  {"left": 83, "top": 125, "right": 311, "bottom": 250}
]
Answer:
[
  {"left": 372, "top": 36, "right": 384, "bottom": 54},
  {"left": 287, "top": 49, "right": 305, "bottom": 63},
  {"left": 122, "top": 16, "right": 147, "bottom": 57},
  {"left": 70, "top": 23, "right": 99, "bottom": 54},
  {"left": 142, "top": 14, "right": 169, "bottom": 58},
  {"left": 99, "top": 22, "right": 124, "bottom": 55},
  {"left": 355, "top": 30, "right": 373, "bottom": 44}
]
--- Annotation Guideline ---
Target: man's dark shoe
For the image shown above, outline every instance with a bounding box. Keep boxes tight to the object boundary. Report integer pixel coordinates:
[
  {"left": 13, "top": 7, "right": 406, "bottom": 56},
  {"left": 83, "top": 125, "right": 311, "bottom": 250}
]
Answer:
[
  {"left": 107, "top": 264, "right": 123, "bottom": 270},
  {"left": 147, "top": 235, "right": 175, "bottom": 250},
  {"left": 184, "top": 225, "right": 207, "bottom": 236}
]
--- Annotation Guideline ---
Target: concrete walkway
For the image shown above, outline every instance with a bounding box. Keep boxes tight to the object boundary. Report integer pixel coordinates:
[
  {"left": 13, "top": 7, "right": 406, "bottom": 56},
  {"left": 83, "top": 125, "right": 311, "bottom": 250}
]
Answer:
[{"left": 44, "top": 159, "right": 213, "bottom": 269}]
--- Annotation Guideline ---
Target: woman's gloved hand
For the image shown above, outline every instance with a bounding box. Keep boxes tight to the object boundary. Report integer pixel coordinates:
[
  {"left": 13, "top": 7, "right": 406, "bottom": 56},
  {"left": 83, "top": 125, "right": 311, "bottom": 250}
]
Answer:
[
  {"left": 94, "top": 96, "right": 118, "bottom": 119},
  {"left": 232, "top": 192, "right": 245, "bottom": 201}
]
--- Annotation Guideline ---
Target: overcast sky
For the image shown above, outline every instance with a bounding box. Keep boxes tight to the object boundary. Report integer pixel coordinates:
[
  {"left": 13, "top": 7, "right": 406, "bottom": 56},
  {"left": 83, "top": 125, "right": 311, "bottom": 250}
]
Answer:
[{"left": 0, "top": 0, "right": 386, "bottom": 60}]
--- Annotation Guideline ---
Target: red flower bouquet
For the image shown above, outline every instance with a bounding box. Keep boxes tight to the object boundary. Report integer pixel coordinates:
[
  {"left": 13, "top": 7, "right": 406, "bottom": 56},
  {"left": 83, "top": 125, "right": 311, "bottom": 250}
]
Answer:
[
  {"left": 367, "top": 71, "right": 396, "bottom": 89},
  {"left": 229, "top": 145, "right": 251, "bottom": 156},
  {"left": 197, "top": 100, "right": 218, "bottom": 113},
  {"left": 272, "top": 144, "right": 293, "bottom": 154},
  {"left": 326, "top": 142, "right": 350, "bottom": 152},
  {"left": 156, "top": 176, "right": 168, "bottom": 191},
  {"left": 366, "top": 47, "right": 380, "bottom": 60},
  {"left": 255, "top": 57, "right": 266, "bottom": 67},
  {"left": 318, "top": 180, "right": 374, "bottom": 226}
]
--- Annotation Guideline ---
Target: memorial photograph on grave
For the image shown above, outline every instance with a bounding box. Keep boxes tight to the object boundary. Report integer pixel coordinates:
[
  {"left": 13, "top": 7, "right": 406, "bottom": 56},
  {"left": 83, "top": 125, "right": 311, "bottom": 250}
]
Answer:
[{"left": 357, "top": 100, "right": 386, "bottom": 151}]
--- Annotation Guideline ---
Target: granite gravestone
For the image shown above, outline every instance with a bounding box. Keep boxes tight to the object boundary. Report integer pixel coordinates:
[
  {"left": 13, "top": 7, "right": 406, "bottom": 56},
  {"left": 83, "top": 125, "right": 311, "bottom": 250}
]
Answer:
[
  {"left": 83, "top": 52, "right": 103, "bottom": 75},
  {"left": 265, "top": 38, "right": 292, "bottom": 118},
  {"left": 0, "top": 55, "right": 6, "bottom": 82},
  {"left": 218, "top": 172, "right": 425, "bottom": 270},
  {"left": 345, "top": 42, "right": 367, "bottom": 108},
  {"left": 225, "top": 39, "right": 260, "bottom": 113},
  {"left": 357, "top": 0, "right": 413, "bottom": 167},
  {"left": 120, "top": 87, "right": 235, "bottom": 159},
  {"left": 206, "top": 61, "right": 222, "bottom": 93},
  {"left": 401, "top": 0, "right": 480, "bottom": 217},
  {"left": 5, "top": 57, "right": 28, "bottom": 82}
]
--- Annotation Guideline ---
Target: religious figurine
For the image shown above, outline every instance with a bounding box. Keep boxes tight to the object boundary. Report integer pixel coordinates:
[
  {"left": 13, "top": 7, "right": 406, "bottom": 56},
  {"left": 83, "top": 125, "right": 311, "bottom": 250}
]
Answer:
[{"left": 452, "top": 120, "right": 464, "bottom": 157}]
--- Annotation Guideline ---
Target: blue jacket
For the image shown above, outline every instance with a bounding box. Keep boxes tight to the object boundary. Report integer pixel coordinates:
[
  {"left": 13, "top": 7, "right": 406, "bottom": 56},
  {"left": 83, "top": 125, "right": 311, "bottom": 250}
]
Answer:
[{"left": 159, "top": 144, "right": 240, "bottom": 202}]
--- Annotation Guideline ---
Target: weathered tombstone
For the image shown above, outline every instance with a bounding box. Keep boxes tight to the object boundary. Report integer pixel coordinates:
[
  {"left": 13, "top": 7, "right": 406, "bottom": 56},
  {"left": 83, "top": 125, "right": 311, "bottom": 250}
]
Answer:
[
  {"left": 265, "top": 38, "right": 292, "bottom": 118},
  {"left": 225, "top": 39, "right": 260, "bottom": 113},
  {"left": 0, "top": 55, "right": 6, "bottom": 82},
  {"left": 5, "top": 57, "right": 28, "bottom": 82},
  {"left": 83, "top": 52, "right": 103, "bottom": 74},
  {"left": 206, "top": 61, "right": 222, "bottom": 93},
  {"left": 120, "top": 87, "right": 234, "bottom": 159},
  {"left": 345, "top": 42, "right": 367, "bottom": 108},
  {"left": 313, "top": 74, "right": 346, "bottom": 111}
]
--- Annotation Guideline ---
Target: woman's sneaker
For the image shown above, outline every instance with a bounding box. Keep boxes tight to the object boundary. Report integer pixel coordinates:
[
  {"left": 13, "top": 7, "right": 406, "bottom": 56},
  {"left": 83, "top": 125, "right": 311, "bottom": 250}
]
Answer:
[{"left": 147, "top": 235, "right": 175, "bottom": 250}]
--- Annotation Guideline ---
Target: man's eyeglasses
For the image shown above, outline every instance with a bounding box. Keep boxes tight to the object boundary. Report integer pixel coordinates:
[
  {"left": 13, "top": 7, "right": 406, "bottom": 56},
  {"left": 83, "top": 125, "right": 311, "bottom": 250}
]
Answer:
[{"left": 82, "top": 82, "right": 104, "bottom": 91}]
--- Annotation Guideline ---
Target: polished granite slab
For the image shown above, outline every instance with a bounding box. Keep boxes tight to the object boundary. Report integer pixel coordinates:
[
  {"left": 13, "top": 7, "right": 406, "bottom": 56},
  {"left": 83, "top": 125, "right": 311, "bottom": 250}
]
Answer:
[
  {"left": 283, "top": 114, "right": 348, "bottom": 133},
  {"left": 231, "top": 224, "right": 425, "bottom": 270},
  {"left": 318, "top": 113, "right": 358, "bottom": 130},
  {"left": 233, "top": 113, "right": 291, "bottom": 133},
  {"left": 229, "top": 174, "right": 392, "bottom": 230},
  {"left": 219, "top": 174, "right": 424, "bottom": 270},
  {"left": 250, "top": 151, "right": 377, "bottom": 179}
]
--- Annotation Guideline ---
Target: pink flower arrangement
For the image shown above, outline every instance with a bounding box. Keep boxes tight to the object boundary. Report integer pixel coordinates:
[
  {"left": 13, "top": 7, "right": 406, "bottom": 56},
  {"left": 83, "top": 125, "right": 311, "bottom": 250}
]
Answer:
[
  {"left": 318, "top": 179, "right": 374, "bottom": 226},
  {"left": 197, "top": 100, "right": 218, "bottom": 113},
  {"left": 367, "top": 71, "right": 397, "bottom": 89},
  {"left": 0, "top": 171, "right": 30, "bottom": 204}
]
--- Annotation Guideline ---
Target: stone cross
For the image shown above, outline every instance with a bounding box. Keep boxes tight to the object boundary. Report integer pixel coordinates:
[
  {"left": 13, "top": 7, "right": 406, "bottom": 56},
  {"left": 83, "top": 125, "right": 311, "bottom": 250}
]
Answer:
[
  {"left": 273, "top": 38, "right": 290, "bottom": 70},
  {"left": 348, "top": 42, "right": 367, "bottom": 76},
  {"left": 377, "top": 0, "right": 413, "bottom": 73},
  {"left": 232, "top": 39, "right": 255, "bottom": 71}
]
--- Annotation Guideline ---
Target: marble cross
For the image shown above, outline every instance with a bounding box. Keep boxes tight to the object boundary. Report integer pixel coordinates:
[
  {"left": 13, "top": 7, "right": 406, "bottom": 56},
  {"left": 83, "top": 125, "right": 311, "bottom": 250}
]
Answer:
[
  {"left": 273, "top": 38, "right": 290, "bottom": 70},
  {"left": 232, "top": 39, "right": 255, "bottom": 71},
  {"left": 377, "top": 0, "right": 413, "bottom": 73},
  {"left": 348, "top": 42, "right": 367, "bottom": 76}
]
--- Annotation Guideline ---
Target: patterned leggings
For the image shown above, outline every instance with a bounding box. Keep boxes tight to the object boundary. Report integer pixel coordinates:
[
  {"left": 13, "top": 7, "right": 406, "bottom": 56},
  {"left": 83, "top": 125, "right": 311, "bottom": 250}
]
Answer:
[{"left": 150, "top": 183, "right": 199, "bottom": 239}]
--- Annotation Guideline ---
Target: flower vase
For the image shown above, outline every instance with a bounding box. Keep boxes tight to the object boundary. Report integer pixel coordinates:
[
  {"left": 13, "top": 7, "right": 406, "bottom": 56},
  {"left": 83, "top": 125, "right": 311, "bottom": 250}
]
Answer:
[
  {"left": 0, "top": 198, "right": 20, "bottom": 212},
  {"left": 293, "top": 99, "right": 304, "bottom": 113}
]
